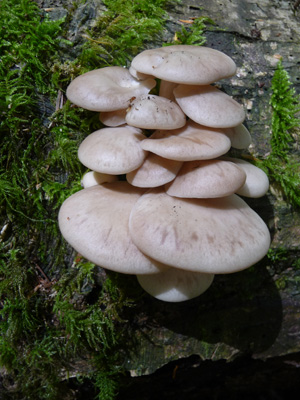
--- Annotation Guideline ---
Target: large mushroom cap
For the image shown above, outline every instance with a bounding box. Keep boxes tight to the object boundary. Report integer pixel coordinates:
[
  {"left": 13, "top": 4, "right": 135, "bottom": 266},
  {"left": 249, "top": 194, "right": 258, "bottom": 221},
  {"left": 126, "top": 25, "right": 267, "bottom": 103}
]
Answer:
[
  {"left": 174, "top": 84, "right": 245, "bottom": 128},
  {"left": 58, "top": 182, "right": 169, "bottom": 274},
  {"left": 66, "top": 66, "right": 156, "bottom": 112},
  {"left": 165, "top": 159, "right": 246, "bottom": 198},
  {"left": 141, "top": 121, "right": 231, "bottom": 161},
  {"left": 137, "top": 268, "right": 214, "bottom": 302},
  {"left": 125, "top": 94, "right": 186, "bottom": 130},
  {"left": 129, "top": 189, "right": 271, "bottom": 274},
  {"left": 130, "top": 45, "right": 237, "bottom": 84},
  {"left": 78, "top": 126, "right": 147, "bottom": 174}
]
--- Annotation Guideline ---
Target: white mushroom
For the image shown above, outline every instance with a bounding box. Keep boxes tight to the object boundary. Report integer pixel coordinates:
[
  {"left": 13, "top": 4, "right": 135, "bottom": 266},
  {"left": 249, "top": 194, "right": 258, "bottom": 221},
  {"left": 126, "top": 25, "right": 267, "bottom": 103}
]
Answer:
[
  {"left": 78, "top": 126, "right": 147, "bottom": 174},
  {"left": 141, "top": 121, "right": 231, "bottom": 161},
  {"left": 130, "top": 45, "right": 237, "bottom": 84},
  {"left": 129, "top": 189, "right": 271, "bottom": 274},
  {"left": 222, "top": 157, "right": 270, "bottom": 198},
  {"left": 81, "top": 171, "right": 118, "bottom": 188},
  {"left": 137, "top": 268, "right": 214, "bottom": 302},
  {"left": 99, "top": 109, "right": 127, "bottom": 127},
  {"left": 126, "top": 153, "right": 182, "bottom": 188},
  {"left": 58, "top": 44, "right": 271, "bottom": 303},
  {"left": 165, "top": 159, "right": 246, "bottom": 198},
  {"left": 174, "top": 84, "right": 245, "bottom": 128},
  {"left": 66, "top": 66, "right": 156, "bottom": 111},
  {"left": 58, "top": 182, "right": 170, "bottom": 274},
  {"left": 125, "top": 94, "right": 186, "bottom": 130},
  {"left": 223, "top": 124, "right": 252, "bottom": 149}
]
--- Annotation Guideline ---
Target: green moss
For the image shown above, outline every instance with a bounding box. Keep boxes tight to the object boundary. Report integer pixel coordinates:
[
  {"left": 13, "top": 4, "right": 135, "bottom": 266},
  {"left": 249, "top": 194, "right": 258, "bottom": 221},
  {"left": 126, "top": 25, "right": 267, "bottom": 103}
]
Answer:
[
  {"left": 0, "top": 0, "right": 182, "bottom": 398},
  {"left": 275, "top": 276, "right": 288, "bottom": 290},
  {"left": 168, "top": 16, "right": 215, "bottom": 46},
  {"left": 256, "top": 59, "right": 300, "bottom": 208}
]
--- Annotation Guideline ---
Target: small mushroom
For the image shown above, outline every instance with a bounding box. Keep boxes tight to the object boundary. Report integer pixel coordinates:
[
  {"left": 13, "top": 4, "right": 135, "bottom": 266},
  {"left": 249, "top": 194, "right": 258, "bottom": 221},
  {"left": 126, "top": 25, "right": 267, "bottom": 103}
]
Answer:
[
  {"left": 137, "top": 268, "right": 214, "bottom": 302},
  {"left": 130, "top": 45, "right": 237, "bottom": 84},
  {"left": 78, "top": 126, "right": 147, "bottom": 174},
  {"left": 126, "top": 153, "right": 182, "bottom": 188},
  {"left": 66, "top": 66, "right": 156, "bottom": 111},
  {"left": 222, "top": 157, "right": 269, "bottom": 198},
  {"left": 125, "top": 94, "right": 186, "bottom": 130},
  {"left": 58, "top": 182, "right": 170, "bottom": 274},
  {"left": 140, "top": 121, "right": 231, "bottom": 161},
  {"left": 165, "top": 159, "right": 246, "bottom": 198},
  {"left": 81, "top": 171, "right": 118, "bottom": 188},
  {"left": 174, "top": 84, "right": 246, "bottom": 128},
  {"left": 99, "top": 109, "right": 127, "bottom": 127},
  {"left": 129, "top": 189, "right": 271, "bottom": 274},
  {"left": 128, "top": 65, "right": 152, "bottom": 80},
  {"left": 223, "top": 124, "right": 252, "bottom": 149}
]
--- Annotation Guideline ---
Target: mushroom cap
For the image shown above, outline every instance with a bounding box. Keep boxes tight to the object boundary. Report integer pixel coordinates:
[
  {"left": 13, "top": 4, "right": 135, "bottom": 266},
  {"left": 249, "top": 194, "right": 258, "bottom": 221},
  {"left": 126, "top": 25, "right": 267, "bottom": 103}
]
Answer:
[
  {"left": 165, "top": 159, "right": 246, "bottom": 198},
  {"left": 81, "top": 171, "right": 118, "bottom": 188},
  {"left": 130, "top": 45, "right": 237, "bottom": 84},
  {"left": 137, "top": 268, "right": 214, "bottom": 302},
  {"left": 222, "top": 157, "right": 269, "bottom": 198},
  {"left": 174, "top": 84, "right": 245, "bottom": 128},
  {"left": 58, "top": 182, "right": 169, "bottom": 274},
  {"left": 129, "top": 189, "right": 271, "bottom": 274},
  {"left": 126, "top": 153, "right": 182, "bottom": 188},
  {"left": 140, "top": 121, "right": 231, "bottom": 161},
  {"left": 223, "top": 124, "right": 252, "bottom": 149},
  {"left": 99, "top": 109, "right": 127, "bottom": 127},
  {"left": 125, "top": 94, "right": 186, "bottom": 130},
  {"left": 66, "top": 66, "right": 156, "bottom": 112},
  {"left": 78, "top": 126, "right": 147, "bottom": 174}
]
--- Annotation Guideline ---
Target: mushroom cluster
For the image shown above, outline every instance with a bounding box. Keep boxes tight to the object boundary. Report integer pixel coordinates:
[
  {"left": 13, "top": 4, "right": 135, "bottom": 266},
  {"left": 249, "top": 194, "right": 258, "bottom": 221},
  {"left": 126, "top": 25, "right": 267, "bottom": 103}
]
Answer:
[{"left": 59, "top": 45, "right": 271, "bottom": 302}]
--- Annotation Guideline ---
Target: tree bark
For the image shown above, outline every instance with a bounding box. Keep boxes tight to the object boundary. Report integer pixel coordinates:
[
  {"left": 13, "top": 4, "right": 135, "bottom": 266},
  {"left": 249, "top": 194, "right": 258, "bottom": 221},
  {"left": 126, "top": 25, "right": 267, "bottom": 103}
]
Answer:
[{"left": 39, "top": 0, "right": 300, "bottom": 395}]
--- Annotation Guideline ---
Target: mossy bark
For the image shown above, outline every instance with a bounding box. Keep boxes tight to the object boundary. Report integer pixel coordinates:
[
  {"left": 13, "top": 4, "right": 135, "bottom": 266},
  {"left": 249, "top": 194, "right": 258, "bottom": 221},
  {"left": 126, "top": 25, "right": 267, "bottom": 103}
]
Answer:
[
  {"left": 40, "top": 0, "right": 300, "bottom": 374},
  {"left": 2, "top": 0, "right": 300, "bottom": 398}
]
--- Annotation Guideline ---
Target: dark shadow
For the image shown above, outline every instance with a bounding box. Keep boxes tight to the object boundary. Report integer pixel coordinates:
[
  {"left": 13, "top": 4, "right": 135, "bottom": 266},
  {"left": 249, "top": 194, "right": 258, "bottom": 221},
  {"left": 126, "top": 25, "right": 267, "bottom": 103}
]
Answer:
[
  {"left": 117, "top": 352, "right": 300, "bottom": 400},
  {"left": 140, "top": 259, "right": 282, "bottom": 355}
]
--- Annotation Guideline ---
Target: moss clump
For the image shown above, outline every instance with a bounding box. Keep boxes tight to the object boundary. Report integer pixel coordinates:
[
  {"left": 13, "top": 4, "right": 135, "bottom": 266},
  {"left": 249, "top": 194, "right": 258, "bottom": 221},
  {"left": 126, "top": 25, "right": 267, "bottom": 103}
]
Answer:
[
  {"left": 256, "top": 59, "right": 300, "bottom": 208},
  {"left": 0, "top": 0, "right": 177, "bottom": 398},
  {"left": 169, "top": 16, "right": 215, "bottom": 46}
]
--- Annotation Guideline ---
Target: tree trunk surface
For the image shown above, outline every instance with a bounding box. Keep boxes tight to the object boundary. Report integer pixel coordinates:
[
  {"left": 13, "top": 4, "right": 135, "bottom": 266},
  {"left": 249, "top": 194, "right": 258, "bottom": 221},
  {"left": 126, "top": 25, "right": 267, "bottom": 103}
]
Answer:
[{"left": 37, "top": 0, "right": 300, "bottom": 397}]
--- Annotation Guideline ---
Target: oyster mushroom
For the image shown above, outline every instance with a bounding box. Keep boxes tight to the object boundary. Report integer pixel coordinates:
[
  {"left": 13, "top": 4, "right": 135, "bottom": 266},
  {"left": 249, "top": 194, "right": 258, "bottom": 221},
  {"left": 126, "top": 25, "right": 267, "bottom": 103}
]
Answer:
[
  {"left": 140, "top": 121, "right": 231, "bottom": 161},
  {"left": 78, "top": 125, "right": 147, "bottom": 174},
  {"left": 81, "top": 171, "right": 118, "bottom": 188},
  {"left": 222, "top": 157, "right": 270, "bottom": 198},
  {"left": 125, "top": 94, "right": 186, "bottom": 130},
  {"left": 165, "top": 159, "right": 246, "bottom": 198},
  {"left": 137, "top": 268, "right": 214, "bottom": 302},
  {"left": 130, "top": 45, "right": 237, "bottom": 84},
  {"left": 174, "top": 84, "right": 246, "bottom": 128},
  {"left": 99, "top": 109, "right": 127, "bottom": 127},
  {"left": 126, "top": 153, "right": 182, "bottom": 188},
  {"left": 58, "top": 182, "right": 169, "bottom": 274},
  {"left": 66, "top": 66, "right": 156, "bottom": 111},
  {"left": 129, "top": 189, "right": 271, "bottom": 274}
]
